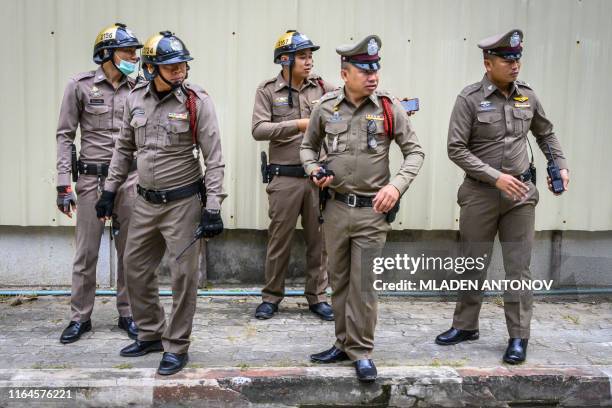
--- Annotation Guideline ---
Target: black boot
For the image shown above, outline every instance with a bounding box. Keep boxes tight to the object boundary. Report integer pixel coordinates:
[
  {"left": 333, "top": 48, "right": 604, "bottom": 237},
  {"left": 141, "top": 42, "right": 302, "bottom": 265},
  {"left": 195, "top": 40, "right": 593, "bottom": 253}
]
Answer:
[
  {"left": 435, "top": 327, "right": 479, "bottom": 345},
  {"left": 255, "top": 302, "right": 278, "bottom": 319},
  {"left": 120, "top": 340, "right": 163, "bottom": 357},
  {"left": 157, "top": 352, "right": 189, "bottom": 376},
  {"left": 60, "top": 320, "right": 92, "bottom": 344},
  {"left": 309, "top": 302, "right": 334, "bottom": 321},
  {"left": 310, "top": 346, "right": 349, "bottom": 363},
  {"left": 503, "top": 338, "right": 528, "bottom": 364},
  {"left": 118, "top": 316, "right": 138, "bottom": 340},
  {"left": 354, "top": 359, "right": 377, "bottom": 383}
]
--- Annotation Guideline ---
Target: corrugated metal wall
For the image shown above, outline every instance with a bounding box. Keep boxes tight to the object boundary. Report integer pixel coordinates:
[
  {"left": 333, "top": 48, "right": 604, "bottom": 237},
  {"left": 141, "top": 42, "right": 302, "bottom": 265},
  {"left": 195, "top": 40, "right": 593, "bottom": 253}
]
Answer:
[{"left": 1, "top": 0, "right": 610, "bottom": 230}]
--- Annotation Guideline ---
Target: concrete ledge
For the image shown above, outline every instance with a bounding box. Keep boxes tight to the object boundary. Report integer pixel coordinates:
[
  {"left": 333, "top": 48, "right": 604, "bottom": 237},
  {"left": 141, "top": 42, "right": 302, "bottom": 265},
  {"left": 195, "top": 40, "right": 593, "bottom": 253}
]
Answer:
[{"left": 0, "top": 366, "right": 610, "bottom": 407}]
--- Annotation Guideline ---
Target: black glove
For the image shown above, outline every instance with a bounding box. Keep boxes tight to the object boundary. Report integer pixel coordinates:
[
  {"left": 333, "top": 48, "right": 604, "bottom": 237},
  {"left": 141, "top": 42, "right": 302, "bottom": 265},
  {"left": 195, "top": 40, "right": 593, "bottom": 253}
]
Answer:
[
  {"left": 196, "top": 209, "right": 223, "bottom": 239},
  {"left": 95, "top": 190, "right": 116, "bottom": 219},
  {"left": 57, "top": 186, "right": 77, "bottom": 217}
]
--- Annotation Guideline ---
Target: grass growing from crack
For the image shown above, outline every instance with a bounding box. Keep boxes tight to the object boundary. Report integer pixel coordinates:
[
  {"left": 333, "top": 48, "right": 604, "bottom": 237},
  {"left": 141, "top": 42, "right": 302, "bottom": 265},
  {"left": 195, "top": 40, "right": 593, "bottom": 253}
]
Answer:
[
  {"left": 31, "top": 363, "right": 71, "bottom": 369},
  {"left": 493, "top": 296, "right": 504, "bottom": 308},
  {"left": 563, "top": 314, "right": 580, "bottom": 325},
  {"left": 430, "top": 357, "right": 466, "bottom": 367},
  {"left": 113, "top": 363, "right": 133, "bottom": 369}
]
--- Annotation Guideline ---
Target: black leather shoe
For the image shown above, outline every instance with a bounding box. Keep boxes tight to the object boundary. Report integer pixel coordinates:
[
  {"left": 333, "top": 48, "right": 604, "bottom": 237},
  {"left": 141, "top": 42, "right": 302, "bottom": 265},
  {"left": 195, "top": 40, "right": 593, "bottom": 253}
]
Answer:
[
  {"left": 157, "top": 352, "right": 189, "bottom": 376},
  {"left": 255, "top": 302, "right": 278, "bottom": 319},
  {"left": 60, "top": 320, "right": 92, "bottom": 344},
  {"left": 118, "top": 316, "right": 138, "bottom": 340},
  {"left": 309, "top": 302, "right": 334, "bottom": 321},
  {"left": 120, "top": 340, "right": 164, "bottom": 357},
  {"left": 310, "top": 346, "right": 349, "bottom": 363},
  {"left": 355, "top": 359, "right": 377, "bottom": 383},
  {"left": 435, "top": 327, "right": 479, "bottom": 345},
  {"left": 503, "top": 338, "right": 528, "bottom": 364}
]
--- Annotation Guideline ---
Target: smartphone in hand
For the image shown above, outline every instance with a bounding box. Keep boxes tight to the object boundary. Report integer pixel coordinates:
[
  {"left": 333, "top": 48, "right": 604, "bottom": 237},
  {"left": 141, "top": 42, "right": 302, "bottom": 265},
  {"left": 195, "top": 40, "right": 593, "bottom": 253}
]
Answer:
[{"left": 400, "top": 98, "right": 419, "bottom": 113}]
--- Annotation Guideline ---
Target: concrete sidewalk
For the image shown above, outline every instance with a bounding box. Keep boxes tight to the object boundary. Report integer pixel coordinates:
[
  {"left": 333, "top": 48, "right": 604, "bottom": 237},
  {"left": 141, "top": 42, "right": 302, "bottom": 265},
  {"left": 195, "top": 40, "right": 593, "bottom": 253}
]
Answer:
[{"left": 0, "top": 294, "right": 610, "bottom": 407}]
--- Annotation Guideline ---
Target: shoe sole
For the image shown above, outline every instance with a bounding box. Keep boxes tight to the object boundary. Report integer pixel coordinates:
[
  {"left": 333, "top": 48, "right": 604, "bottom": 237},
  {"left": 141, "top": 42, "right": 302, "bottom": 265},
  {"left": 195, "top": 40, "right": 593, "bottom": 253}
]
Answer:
[
  {"left": 358, "top": 376, "right": 377, "bottom": 383},
  {"left": 310, "top": 355, "right": 350, "bottom": 364},
  {"left": 59, "top": 326, "right": 91, "bottom": 344},
  {"left": 255, "top": 313, "right": 275, "bottom": 320},
  {"left": 503, "top": 356, "right": 525, "bottom": 365},
  {"left": 435, "top": 334, "right": 479, "bottom": 346},
  {"left": 157, "top": 356, "right": 189, "bottom": 376},
  {"left": 120, "top": 345, "right": 164, "bottom": 358}
]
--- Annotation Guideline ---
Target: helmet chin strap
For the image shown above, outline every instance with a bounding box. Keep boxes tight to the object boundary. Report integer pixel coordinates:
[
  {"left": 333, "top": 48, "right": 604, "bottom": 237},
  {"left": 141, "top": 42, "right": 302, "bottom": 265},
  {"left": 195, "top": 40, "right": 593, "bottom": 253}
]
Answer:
[
  {"left": 158, "top": 65, "right": 188, "bottom": 90},
  {"left": 281, "top": 56, "right": 295, "bottom": 108}
]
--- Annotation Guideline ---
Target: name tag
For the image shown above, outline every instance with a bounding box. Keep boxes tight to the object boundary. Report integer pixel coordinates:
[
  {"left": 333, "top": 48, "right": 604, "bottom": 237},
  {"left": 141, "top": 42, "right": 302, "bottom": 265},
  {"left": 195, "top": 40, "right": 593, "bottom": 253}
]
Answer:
[
  {"left": 365, "top": 114, "right": 384, "bottom": 121},
  {"left": 89, "top": 98, "right": 105, "bottom": 105},
  {"left": 168, "top": 112, "right": 188, "bottom": 120},
  {"left": 514, "top": 103, "right": 531, "bottom": 108},
  {"left": 273, "top": 97, "right": 289, "bottom": 106}
]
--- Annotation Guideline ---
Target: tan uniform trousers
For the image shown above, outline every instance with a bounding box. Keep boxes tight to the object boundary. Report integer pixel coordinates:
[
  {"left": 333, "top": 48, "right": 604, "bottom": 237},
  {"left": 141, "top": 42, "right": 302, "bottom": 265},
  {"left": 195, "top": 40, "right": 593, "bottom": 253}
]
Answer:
[
  {"left": 323, "top": 198, "right": 391, "bottom": 361},
  {"left": 71, "top": 171, "right": 137, "bottom": 321},
  {"left": 263, "top": 176, "right": 328, "bottom": 305},
  {"left": 453, "top": 178, "right": 538, "bottom": 339},
  {"left": 124, "top": 194, "right": 202, "bottom": 354}
]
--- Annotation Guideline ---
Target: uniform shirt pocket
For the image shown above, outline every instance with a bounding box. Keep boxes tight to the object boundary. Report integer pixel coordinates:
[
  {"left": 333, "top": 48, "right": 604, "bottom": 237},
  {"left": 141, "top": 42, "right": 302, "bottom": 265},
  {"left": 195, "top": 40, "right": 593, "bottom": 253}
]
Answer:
[
  {"left": 476, "top": 111, "right": 503, "bottom": 125},
  {"left": 165, "top": 120, "right": 192, "bottom": 146},
  {"left": 474, "top": 111, "right": 504, "bottom": 139},
  {"left": 324, "top": 121, "right": 349, "bottom": 153},
  {"left": 362, "top": 119, "right": 388, "bottom": 153},
  {"left": 130, "top": 115, "right": 147, "bottom": 147},
  {"left": 82, "top": 104, "right": 111, "bottom": 130},
  {"left": 512, "top": 108, "right": 534, "bottom": 135}
]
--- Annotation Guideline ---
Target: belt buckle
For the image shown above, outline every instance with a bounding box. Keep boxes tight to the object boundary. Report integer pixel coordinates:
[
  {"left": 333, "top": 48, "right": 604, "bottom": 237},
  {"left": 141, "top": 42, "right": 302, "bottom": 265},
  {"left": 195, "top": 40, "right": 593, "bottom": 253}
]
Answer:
[{"left": 347, "top": 193, "right": 357, "bottom": 208}]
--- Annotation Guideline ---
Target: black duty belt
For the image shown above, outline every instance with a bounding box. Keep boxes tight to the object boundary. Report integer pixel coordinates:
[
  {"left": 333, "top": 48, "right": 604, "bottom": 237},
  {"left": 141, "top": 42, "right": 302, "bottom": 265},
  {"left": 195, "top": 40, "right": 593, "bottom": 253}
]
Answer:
[
  {"left": 78, "top": 161, "right": 109, "bottom": 177},
  {"left": 137, "top": 180, "right": 202, "bottom": 204},
  {"left": 78, "top": 159, "right": 137, "bottom": 177},
  {"left": 268, "top": 164, "right": 308, "bottom": 178},
  {"left": 467, "top": 168, "right": 533, "bottom": 184},
  {"left": 334, "top": 192, "right": 374, "bottom": 208}
]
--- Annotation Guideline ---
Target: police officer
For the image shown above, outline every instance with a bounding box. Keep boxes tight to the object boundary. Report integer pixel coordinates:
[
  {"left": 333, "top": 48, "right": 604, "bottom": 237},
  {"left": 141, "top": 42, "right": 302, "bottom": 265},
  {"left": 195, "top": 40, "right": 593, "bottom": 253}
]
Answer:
[
  {"left": 56, "top": 23, "right": 142, "bottom": 344},
  {"left": 95, "top": 31, "right": 226, "bottom": 375},
  {"left": 252, "top": 30, "right": 336, "bottom": 320},
  {"left": 436, "top": 29, "right": 569, "bottom": 364},
  {"left": 301, "top": 35, "right": 425, "bottom": 382}
]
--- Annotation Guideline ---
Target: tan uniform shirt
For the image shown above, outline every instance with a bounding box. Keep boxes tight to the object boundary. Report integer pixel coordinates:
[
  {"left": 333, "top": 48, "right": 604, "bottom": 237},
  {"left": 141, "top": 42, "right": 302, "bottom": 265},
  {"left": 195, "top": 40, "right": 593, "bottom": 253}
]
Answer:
[
  {"left": 300, "top": 87, "right": 425, "bottom": 196},
  {"left": 105, "top": 82, "right": 226, "bottom": 210},
  {"left": 448, "top": 75, "right": 568, "bottom": 185},
  {"left": 56, "top": 66, "right": 134, "bottom": 186},
  {"left": 252, "top": 72, "right": 336, "bottom": 164}
]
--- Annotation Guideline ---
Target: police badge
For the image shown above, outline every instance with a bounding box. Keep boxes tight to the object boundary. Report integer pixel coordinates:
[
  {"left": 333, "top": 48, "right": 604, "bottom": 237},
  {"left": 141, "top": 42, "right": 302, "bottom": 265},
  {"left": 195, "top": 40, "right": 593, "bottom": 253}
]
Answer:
[
  {"left": 367, "top": 39, "right": 379, "bottom": 56},
  {"left": 89, "top": 86, "right": 102, "bottom": 98},
  {"left": 510, "top": 32, "right": 521, "bottom": 48},
  {"left": 170, "top": 39, "right": 183, "bottom": 51}
]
